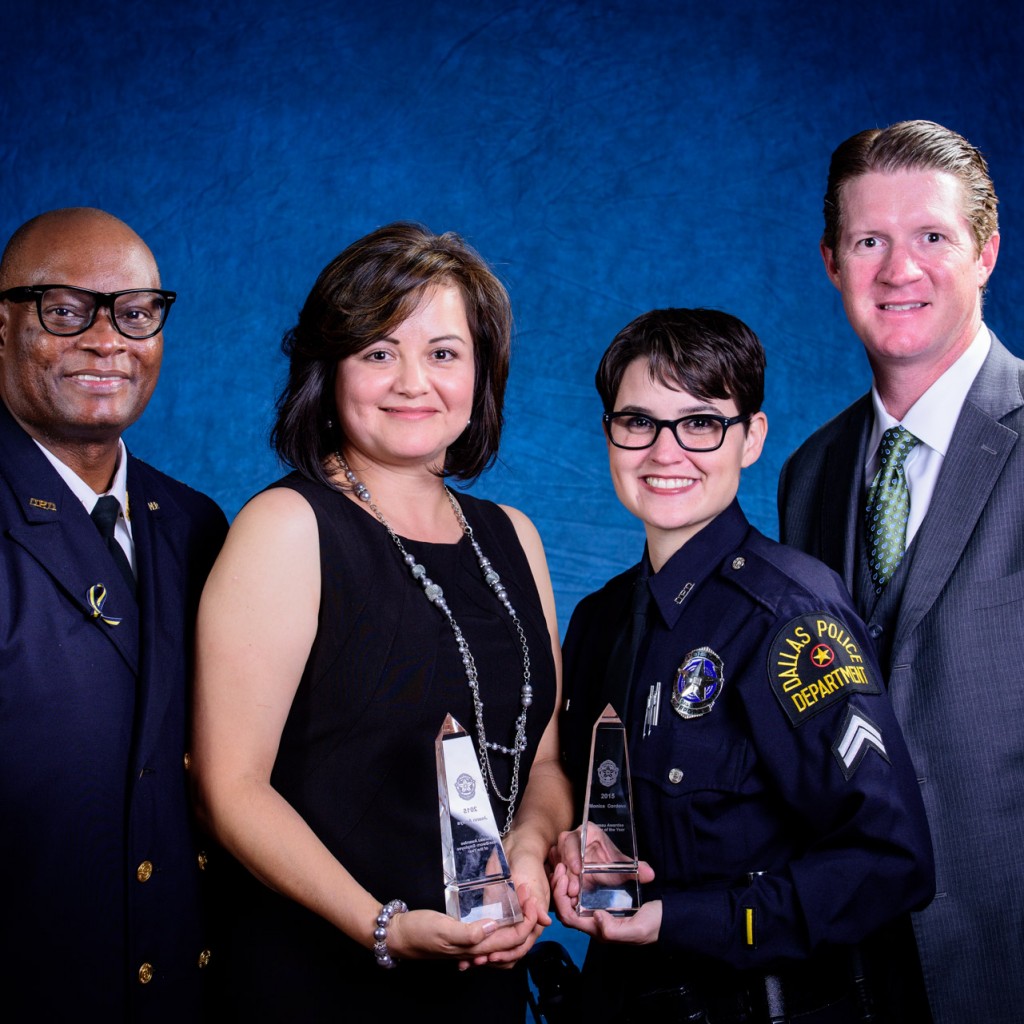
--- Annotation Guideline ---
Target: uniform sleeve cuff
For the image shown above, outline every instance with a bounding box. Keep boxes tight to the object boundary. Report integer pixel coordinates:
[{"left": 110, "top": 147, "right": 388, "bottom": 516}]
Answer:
[{"left": 657, "top": 889, "right": 733, "bottom": 957}]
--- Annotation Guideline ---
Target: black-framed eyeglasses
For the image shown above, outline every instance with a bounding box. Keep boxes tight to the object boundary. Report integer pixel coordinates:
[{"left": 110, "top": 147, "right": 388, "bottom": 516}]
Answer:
[
  {"left": 603, "top": 411, "right": 749, "bottom": 451},
  {"left": 0, "top": 284, "right": 176, "bottom": 340}
]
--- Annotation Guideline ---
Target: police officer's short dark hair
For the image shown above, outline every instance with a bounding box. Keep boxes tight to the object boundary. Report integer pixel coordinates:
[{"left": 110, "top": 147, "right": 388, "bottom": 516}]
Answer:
[{"left": 595, "top": 307, "right": 765, "bottom": 419}]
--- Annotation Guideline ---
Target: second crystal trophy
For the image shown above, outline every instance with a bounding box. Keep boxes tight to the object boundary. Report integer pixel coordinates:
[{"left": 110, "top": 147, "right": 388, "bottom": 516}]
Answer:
[
  {"left": 578, "top": 703, "right": 641, "bottom": 916},
  {"left": 436, "top": 713, "right": 523, "bottom": 926}
]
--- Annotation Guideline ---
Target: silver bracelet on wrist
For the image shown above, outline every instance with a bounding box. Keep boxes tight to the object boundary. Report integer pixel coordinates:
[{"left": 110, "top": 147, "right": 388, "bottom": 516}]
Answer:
[{"left": 373, "top": 899, "right": 408, "bottom": 968}]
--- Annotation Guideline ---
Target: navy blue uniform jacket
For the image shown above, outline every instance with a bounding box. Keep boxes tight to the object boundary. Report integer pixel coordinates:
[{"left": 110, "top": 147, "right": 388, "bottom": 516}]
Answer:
[
  {"left": 0, "top": 400, "right": 227, "bottom": 1021},
  {"left": 561, "top": 502, "right": 933, "bottom": 973}
]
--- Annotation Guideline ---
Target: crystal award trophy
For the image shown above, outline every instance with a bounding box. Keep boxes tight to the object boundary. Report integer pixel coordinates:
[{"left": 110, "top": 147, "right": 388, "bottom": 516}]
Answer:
[
  {"left": 577, "top": 703, "right": 641, "bottom": 916},
  {"left": 436, "top": 713, "right": 523, "bottom": 926}
]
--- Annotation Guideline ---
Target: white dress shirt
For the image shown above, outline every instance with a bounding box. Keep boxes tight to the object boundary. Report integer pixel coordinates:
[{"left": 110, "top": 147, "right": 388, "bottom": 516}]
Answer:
[
  {"left": 35, "top": 437, "right": 136, "bottom": 573},
  {"left": 864, "top": 324, "right": 990, "bottom": 546}
]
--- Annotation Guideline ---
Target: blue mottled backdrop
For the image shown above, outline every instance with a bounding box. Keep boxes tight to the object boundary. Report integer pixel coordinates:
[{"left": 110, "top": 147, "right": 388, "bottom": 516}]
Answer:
[{"left": 3, "top": 0, "right": 1021, "bottom": 981}]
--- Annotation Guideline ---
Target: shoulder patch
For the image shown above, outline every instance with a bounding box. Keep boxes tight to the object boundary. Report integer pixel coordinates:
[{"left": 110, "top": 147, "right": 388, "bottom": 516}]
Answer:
[{"left": 768, "top": 613, "right": 881, "bottom": 726}]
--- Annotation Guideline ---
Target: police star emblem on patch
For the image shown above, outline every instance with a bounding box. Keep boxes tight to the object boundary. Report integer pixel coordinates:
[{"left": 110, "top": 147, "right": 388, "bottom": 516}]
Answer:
[
  {"left": 671, "top": 647, "right": 725, "bottom": 719},
  {"left": 811, "top": 643, "right": 834, "bottom": 668}
]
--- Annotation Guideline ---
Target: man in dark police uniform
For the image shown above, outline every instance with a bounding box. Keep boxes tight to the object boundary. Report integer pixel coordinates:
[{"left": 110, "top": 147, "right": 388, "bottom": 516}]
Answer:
[
  {"left": 553, "top": 308, "right": 933, "bottom": 1023},
  {"left": 779, "top": 120, "right": 1024, "bottom": 1023},
  {"left": 0, "top": 208, "right": 227, "bottom": 1020}
]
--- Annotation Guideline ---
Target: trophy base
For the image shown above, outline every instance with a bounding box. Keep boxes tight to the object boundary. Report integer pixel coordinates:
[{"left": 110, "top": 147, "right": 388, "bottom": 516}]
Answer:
[
  {"left": 445, "top": 876, "right": 523, "bottom": 926},
  {"left": 576, "top": 867, "right": 641, "bottom": 917}
]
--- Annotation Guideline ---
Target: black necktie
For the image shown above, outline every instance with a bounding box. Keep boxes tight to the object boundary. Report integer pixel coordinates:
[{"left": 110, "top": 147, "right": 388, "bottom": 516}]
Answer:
[{"left": 90, "top": 495, "right": 137, "bottom": 597}]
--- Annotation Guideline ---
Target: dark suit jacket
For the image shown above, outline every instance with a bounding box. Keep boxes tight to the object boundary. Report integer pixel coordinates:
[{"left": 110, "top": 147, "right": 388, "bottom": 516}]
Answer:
[
  {"left": 778, "top": 334, "right": 1024, "bottom": 1023},
  {"left": 0, "top": 400, "right": 227, "bottom": 1021}
]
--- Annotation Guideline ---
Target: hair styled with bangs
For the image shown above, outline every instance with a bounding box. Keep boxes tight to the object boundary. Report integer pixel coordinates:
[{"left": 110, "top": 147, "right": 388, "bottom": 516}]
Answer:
[
  {"left": 272, "top": 221, "right": 512, "bottom": 487},
  {"left": 595, "top": 307, "right": 765, "bottom": 419}
]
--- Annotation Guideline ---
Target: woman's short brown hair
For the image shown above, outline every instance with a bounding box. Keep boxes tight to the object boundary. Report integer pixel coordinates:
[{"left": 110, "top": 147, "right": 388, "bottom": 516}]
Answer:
[{"left": 272, "top": 222, "right": 512, "bottom": 486}]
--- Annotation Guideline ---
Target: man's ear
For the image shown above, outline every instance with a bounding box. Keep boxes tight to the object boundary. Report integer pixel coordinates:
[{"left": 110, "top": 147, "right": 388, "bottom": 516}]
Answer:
[
  {"left": 821, "top": 241, "right": 842, "bottom": 291},
  {"left": 978, "top": 231, "right": 999, "bottom": 289}
]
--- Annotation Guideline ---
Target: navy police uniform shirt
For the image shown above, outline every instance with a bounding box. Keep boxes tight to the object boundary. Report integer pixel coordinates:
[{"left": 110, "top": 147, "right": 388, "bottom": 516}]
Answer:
[{"left": 561, "top": 501, "right": 934, "bottom": 971}]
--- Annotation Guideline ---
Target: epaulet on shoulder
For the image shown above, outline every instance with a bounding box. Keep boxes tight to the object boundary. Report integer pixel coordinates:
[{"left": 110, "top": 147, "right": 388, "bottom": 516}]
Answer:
[
  {"left": 131, "top": 455, "right": 198, "bottom": 494},
  {"left": 129, "top": 456, "right": 224, "bottom": 516},
  {"left": 720, "top": 535, "right": 843, "bottom": 607}
]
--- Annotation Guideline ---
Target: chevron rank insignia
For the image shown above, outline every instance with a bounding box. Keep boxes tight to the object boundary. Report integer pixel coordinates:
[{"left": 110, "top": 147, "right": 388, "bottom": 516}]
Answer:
[{"left": 832, "top": 705, "right": 890, "bottom": 780}]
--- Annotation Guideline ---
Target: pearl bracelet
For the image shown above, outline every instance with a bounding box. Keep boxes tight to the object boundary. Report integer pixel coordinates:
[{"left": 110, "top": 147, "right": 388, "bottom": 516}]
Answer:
[{"left": 373, "top": 899, "right": 408, "bottom": 968}]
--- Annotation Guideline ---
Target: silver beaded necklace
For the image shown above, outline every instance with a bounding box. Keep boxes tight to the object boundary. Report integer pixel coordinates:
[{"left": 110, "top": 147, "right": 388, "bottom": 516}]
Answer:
[{"left": 337, "top": 456, "right": 533, "bottom": 835}]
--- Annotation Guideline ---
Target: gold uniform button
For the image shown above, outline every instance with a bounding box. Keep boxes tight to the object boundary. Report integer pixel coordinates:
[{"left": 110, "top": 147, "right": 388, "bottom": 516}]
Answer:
[
  {"left": 136, "top": 860, "right": 153, "bottom": 883},
  {"left": 138, "top": 962, "right": 154, "bottom": 984},
  {"left": 197, "top": 851, "right": 208, "bottom": 871},
  {"left": 198, "top": 949, "right": 212, "bottom": 969},
  {"left": 183, "top": 751, "right": 192, "bottom": 770}
]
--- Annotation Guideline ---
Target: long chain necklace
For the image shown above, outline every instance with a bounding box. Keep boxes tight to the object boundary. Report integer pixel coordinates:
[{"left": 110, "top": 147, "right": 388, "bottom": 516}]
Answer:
[{"left": 337, "top": 456, "right": 533, "bottom": 835}]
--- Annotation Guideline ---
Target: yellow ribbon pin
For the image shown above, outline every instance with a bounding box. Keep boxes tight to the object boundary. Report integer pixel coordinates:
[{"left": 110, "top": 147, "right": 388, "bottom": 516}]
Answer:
[{"left": 87, "top": 583, "right": 122, "bottom": 626}]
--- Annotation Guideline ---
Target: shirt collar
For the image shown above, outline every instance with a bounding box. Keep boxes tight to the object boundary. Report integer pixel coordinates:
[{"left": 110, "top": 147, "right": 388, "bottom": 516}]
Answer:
[
  {"left": 646, "top": 500, "right": 749, "bottom": 629},
  {"left": 34, "top": 437, "right": 130, "bottom": 517},
  {"left": 868, "top": 323, "right": 990, "bottom": 458}
]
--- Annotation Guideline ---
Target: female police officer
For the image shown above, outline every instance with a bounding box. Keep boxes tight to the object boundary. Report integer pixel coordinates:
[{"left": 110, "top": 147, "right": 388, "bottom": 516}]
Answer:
[{"left": 551, "top": 309, "right": 933, "bottom": 1023}]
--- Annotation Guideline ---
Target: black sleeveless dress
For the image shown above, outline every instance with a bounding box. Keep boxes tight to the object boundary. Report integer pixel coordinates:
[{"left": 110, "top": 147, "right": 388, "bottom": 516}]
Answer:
[{"left": 216, "top": 472, "right": 556, "bottom": 1021}]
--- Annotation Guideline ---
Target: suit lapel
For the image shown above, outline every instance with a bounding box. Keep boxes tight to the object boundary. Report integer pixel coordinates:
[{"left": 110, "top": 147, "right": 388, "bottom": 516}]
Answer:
[
  {"left": 893, "top": 338, "right": 1022, "bottom": 653},
  {"left": 126, "top": 460, "right": 183, "bottom": 765},
  {"left": 0, "top": 405, "right": 140, "bottom": 672},
  {"left": 819, "top": 399, "right": 872, "bottom": 592}
]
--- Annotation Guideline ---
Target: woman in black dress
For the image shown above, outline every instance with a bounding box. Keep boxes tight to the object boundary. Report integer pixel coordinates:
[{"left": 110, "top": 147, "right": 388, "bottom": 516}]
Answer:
[{"left": 193, "top": 223, "right": 570, "bottom": 1020}]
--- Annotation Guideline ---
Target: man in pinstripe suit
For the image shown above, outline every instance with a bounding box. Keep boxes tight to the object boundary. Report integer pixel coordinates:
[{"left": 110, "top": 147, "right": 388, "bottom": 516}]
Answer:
[{"left": 778, "top": 120, "right": 1024, "bottom": 1022}]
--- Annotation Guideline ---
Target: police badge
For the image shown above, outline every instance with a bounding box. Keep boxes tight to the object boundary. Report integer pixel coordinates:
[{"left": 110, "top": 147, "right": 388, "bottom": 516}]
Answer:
[{"left": 671, "top": 647, "right": 725, "bottom": 719}]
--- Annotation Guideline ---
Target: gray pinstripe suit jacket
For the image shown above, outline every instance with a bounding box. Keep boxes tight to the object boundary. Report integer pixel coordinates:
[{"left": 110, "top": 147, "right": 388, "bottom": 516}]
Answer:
[{"left": 778, "top": 333, "right": 1024, "bottom": 1023}]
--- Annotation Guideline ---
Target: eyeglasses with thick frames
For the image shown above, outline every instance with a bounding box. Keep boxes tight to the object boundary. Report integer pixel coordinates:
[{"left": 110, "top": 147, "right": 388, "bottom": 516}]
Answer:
[
  {"left": 0, "top": 284, "right": 176, "bottom": 340},
  {"left": 603, "top": 411, "right": 750, "bottom": 452}
]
